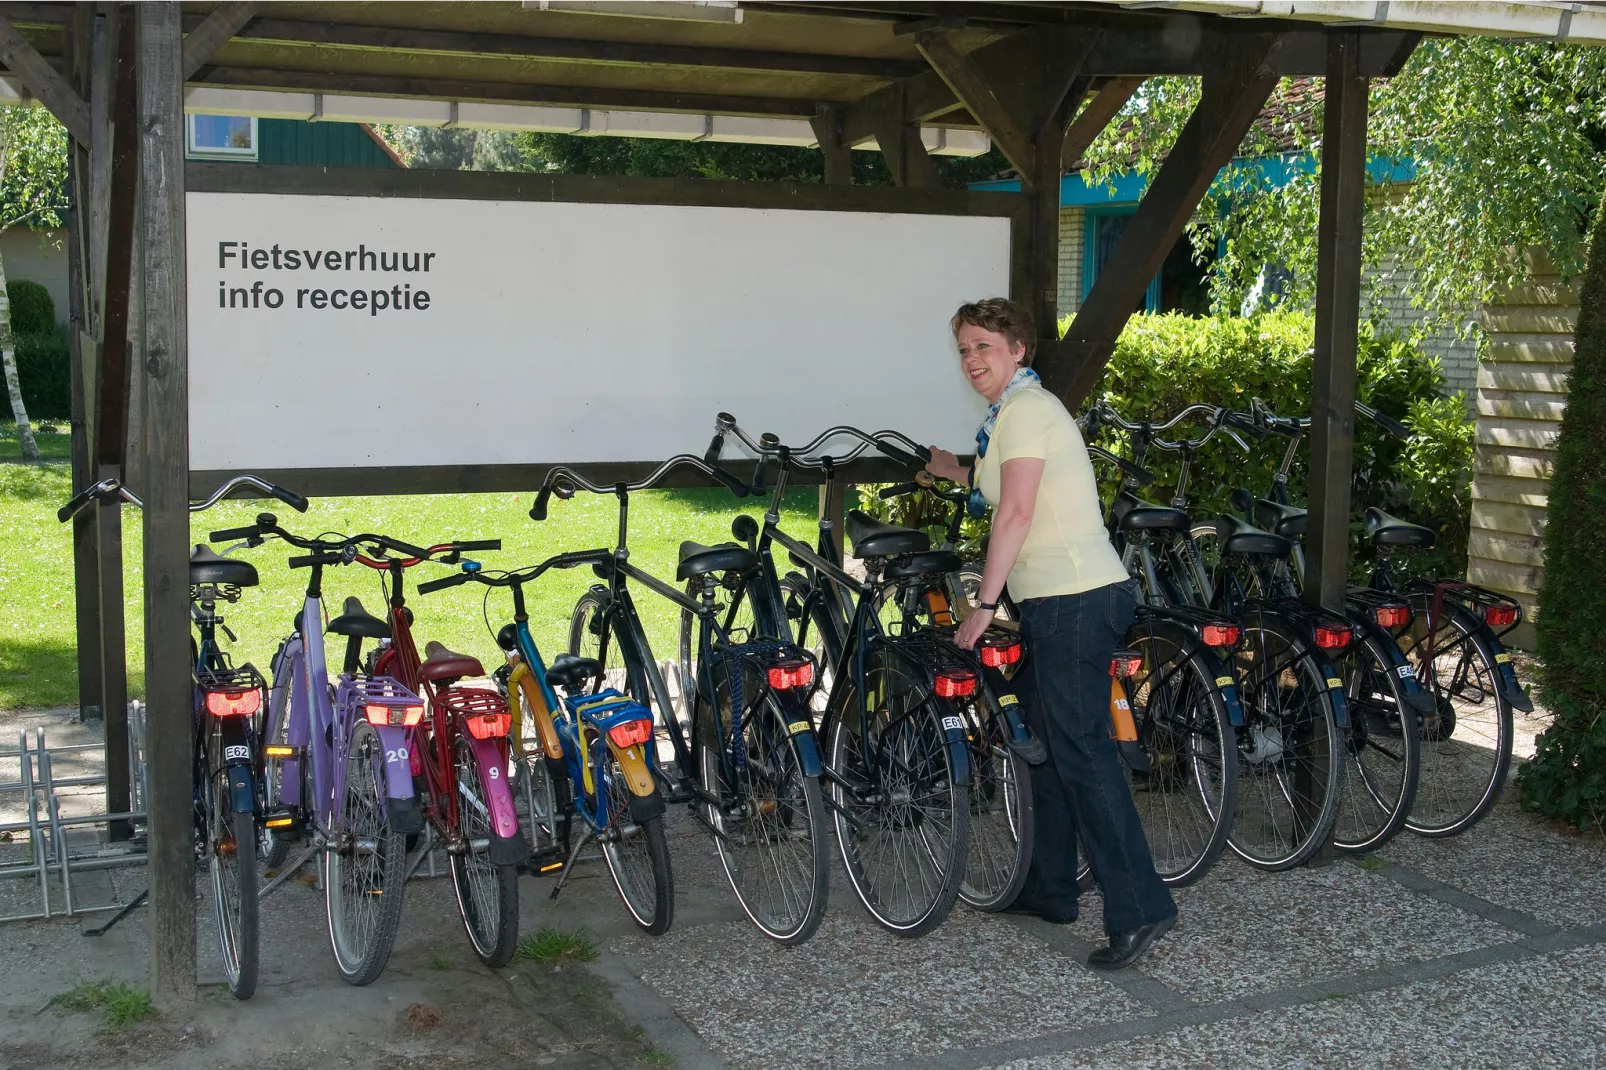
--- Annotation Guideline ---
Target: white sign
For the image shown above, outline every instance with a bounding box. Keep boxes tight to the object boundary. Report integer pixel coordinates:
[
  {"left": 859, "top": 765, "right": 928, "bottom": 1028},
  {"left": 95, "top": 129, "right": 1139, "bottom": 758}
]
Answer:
[{"left": 185, "top": 192, "right": 1009, "bottom": 473}]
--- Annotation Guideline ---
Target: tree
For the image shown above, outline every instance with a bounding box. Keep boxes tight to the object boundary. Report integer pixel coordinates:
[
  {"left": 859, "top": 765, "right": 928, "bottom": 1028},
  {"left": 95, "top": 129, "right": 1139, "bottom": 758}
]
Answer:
[
  {"left": 0, "top": 104, "right": 67, "bottom": 461},
  {"left": 1517, "top": 182, "right": 1606, "bottom": 831}
]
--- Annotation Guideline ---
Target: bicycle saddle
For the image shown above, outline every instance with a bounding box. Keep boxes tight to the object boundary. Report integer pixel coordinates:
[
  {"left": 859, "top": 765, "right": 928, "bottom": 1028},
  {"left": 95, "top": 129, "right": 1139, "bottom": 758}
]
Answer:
[
  {"left": 1253, "top": 499, "right": 1308, "bottom": 538},
  {"left": 844, "top": 510, "right": 930, "bottom": 559},
  {"left": 1214, "top": 515, "right": 1292, "bottom": 558},
  {"left": 420, "top": 640, "right": 484, "bottom": 683},
  {"left": 1110, "top": 492, "right": 1191, "bottom": 534},
  {"left": 189, "top": 544, "right": 258, "bottom": 588},
  {"left": 1363, "top": 507, "right": 1436, "bottom": 549},
  {"left": 326, "top": 596, "right": 391, "bottom": 639},
  {"left": 545, "top": 653, "right": 602, "bottom": 691},
  {"left": 677, "top": 540, "right": 758, "bottom": 581}
]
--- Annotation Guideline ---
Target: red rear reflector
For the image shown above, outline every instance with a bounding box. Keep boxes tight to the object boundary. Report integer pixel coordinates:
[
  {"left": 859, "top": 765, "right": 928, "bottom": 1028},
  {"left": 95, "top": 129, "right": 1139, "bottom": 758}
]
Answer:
[
  {"left": 1315, "top": 625, "right": 1351, "bottom": 650},
  {"left": 1484, "top": 605, "right": 1518, "bottom": 628},
  {"left": 1374, "top": 605, "right": 1410, "bottom": 629},
  {"left": 767, "top": 660, "right": 815, "bottom": 690},
  {"left": 1201, "top": 623, "right": 1239, "bottom": 648},
  {"left": 933, "top": 670, "right": 976, "bottom": 698},
  {"left": 607, "top": 718, "right": 653, "bottom": 749},
  {"left": 206, "top": 689, "right": 261, "bottom": 718},
  {"left": 979, "top": 642, "right": 1022, "bottom": 667},
  {"left": 1109, "top": 654, "right": 1143, "bottom": 677},
  {"left": 365, "top": 703, "right": 424, "bottom": 727},
  {"left": 465, "top": 712, "right": 512, "bottom": 740}
]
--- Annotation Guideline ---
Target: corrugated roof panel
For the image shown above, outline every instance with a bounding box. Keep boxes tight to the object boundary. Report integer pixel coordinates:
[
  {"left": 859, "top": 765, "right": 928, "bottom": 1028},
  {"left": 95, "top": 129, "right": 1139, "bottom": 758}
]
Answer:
[{"left": 257, "top": 120, "right": 397, "bottom": 169}]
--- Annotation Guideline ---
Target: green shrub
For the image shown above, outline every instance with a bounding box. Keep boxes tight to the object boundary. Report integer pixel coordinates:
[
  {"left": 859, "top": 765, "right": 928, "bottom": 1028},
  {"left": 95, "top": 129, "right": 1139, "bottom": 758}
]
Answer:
[
  {"left": 861, "top": 311, "right": 1472, "bottom": 580},
  {"left": 7, "top": 278, "right": 55, "bottom": 334},
  {"left": 1518, "top": 208, "right": 1606, "bottom": 833},
  {"left": 15, "top": 324, "right": 70, "bottom": 420}
]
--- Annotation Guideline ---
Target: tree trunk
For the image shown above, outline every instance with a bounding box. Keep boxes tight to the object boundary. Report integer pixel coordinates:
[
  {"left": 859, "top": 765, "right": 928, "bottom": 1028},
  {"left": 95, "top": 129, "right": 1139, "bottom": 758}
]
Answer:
[{"left": 0, "top": 251, "right": 39, "bottom": 461}]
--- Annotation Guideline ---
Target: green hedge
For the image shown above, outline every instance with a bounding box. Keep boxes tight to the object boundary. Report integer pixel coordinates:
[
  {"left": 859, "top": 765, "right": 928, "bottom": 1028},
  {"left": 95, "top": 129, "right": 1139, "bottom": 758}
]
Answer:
[
  {"left": 862, "top": 311, "right": 1472, "bottom": 581},
  {"left": 7, "top": 279, "right": 54, "bottom": 334},
  {"left": 15, "top": 325, "right": 70, "bottom": 420}
]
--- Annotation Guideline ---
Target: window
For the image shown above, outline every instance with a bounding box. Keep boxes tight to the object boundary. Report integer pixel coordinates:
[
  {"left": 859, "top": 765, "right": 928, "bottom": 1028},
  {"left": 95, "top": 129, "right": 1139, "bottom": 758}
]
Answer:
[
  {"left": 1084, "top": 207, "right": 1218, "bottom": 316},
  {"left": 1084, "top": 209, "right": 1158, "bottom": 314},
  {"left": 186, "top": 115, "right": 257, "bottom": 161}
]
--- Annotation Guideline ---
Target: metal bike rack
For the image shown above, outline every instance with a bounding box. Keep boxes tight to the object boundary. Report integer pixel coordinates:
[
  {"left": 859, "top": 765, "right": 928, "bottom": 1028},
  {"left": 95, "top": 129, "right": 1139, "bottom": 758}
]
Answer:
[{"left": 0, "top": 702, "right": 150, "bottom": 924}]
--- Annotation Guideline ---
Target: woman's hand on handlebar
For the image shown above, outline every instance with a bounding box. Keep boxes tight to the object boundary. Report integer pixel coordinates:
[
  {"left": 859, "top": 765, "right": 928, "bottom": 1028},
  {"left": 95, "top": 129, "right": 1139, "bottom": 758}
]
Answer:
[{"left": 923, "top": 447, "right": 969, "bottom": 485}]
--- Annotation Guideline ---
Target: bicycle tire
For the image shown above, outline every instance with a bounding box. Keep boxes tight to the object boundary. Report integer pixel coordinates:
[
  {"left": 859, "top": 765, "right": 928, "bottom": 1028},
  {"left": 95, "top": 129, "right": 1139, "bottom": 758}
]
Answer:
[
  {"left": 601, "top": 748, "right": 674, "bottom": 935},
  {"left": 695, "top": 680, "right": 829, "bottom": 944},
  {"left": 958, "top": 685, "right": 1033, "bottom": 911},
  {"left": 449, "top": 732, "right": 519, "bottom": 968},
  {"left": 206, "top": 762, "right": 259, "bottom": 1000},
  {"left": 1226, "top": 613, "right": 1346, "bottom": 871},
  {"left": 324, "top": 720, "right": 407, "bottom": 986},
  {"left": 1333, "top": 631, "right": 1421, "bottom": 853},
  {"left": 827, "top": 647, "right": 969, "bottom": 937},
  {"left": 1123, "top": 623, "right": 1239, "bottom": 887},
  {"left": 1401, "top": 602, "right": 1514, "bottom": 837},
  {"left": 571, "top": 589, "right": 632, "bottom": 696}
]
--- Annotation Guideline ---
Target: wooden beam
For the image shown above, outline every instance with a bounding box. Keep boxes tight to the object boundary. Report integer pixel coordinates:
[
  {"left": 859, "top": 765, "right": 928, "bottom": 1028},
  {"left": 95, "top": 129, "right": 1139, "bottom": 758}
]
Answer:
[
  {"left": 1047, "top": 36, "right": 1281, "bottom": 405},
  {"left": 0, "top": 11, "right": 88, "bottom": 142},
  {"left": 1306, "top": 31, "right": 1369, "bottom": 613},
  {"left": 193, "top": 65, "right": 822, "bottom": 118},
  {"left": 96, "top": 7, "right": 135, "bottom": 469},
  {"left": 863, "top": 81, "right": 938, "bottom": 188},
  {"left": 179, "top": 0, "right": 259, "bottom": 80},
  {"left": 809, "top": 103, "right": 851, "bottom": 186},
  {"left": 840, "top": 68, "right": 952, "bottom": 145},
  {"left": 913, "top": 29, "right": 1035, "bottom": 179},
  {"left": 136, "top": 0, "right": 195, "bottom": 1008},
  {"left": 182, "top": 12, "right": 926, "bottom": 81},
  {"left": 1062, "top": 76, "right": 1142, "bottom": 169}
]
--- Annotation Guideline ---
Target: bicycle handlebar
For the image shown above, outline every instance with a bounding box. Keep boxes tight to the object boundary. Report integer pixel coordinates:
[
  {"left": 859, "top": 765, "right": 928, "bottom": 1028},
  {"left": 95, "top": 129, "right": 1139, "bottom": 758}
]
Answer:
[
  {"left": 57, "top": 478, "right": 144, "bottom": 522},
  {"left": 1246, "top": 397, "right": 1412, "bottom": 440},
  {"left": 58, "top": 473, "right": 306, "bottom": 523},
  {"left": 531, "top": 454, "right": 748, "bottom": 521},
  {"left": 416, "top": 549, "right": 612, "bottom": 595}
]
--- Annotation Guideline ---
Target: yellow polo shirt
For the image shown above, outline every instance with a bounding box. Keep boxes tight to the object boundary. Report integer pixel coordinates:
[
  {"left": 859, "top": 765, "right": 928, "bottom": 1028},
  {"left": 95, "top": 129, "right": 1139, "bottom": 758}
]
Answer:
[{"left": 973, "top": 383, "right": 1129, "bottom": 602}]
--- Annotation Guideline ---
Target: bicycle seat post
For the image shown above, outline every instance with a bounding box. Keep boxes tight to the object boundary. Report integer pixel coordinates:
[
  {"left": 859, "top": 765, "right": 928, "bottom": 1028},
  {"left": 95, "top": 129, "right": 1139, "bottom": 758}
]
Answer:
[{"left": 614, "top": 483, "right": 631, "bottom": 561}]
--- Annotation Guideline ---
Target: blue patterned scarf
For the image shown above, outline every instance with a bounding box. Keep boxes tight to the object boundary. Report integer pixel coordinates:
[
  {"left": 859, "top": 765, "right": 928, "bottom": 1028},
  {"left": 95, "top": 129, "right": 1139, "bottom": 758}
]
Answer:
[{"left": 968, "top": 367, "right": 1040, "bottom": 516}]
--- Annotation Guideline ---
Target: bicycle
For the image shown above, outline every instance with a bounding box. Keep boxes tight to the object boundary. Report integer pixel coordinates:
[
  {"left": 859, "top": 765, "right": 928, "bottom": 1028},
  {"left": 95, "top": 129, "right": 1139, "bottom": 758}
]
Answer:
[
  {"left": 58, "top": 474, "right": 309, "bottom": 1000},
  {"left": 695, "top": 418, "right": 975, "bottom": 935},
  {"left": 533, "top": 454, "right": 829, "bottom": 943},
  {"left": 206, "top": 517, "right": 461, "bottom": 984},
  {"left": 1224, "top": 398, "right": 1531, "bottom": 838},
  {"left": 419, "top": 550, "right": 680, "bottom": 936},
  {"left": 1088, "top": 400, "right": 1352, "bottom": 871}
]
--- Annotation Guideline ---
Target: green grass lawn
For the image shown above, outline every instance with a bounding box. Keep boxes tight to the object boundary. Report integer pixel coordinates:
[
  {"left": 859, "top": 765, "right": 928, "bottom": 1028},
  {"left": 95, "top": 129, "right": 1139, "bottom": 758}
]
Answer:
[
  {"left": 1, "top": 421, "right": 71, "bottom": 461},
  {"left": 0, "top": 453, "right": 825, "bottom": 709}
]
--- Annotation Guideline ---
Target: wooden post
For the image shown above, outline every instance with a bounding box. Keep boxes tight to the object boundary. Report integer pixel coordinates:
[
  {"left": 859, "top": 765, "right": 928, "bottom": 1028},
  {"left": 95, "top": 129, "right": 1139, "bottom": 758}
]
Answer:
[
  {"left": 1307, "top": 32, "right": 1368, "bottom": 612},
  {"left": 137, "top": 1, "right": 195, "bottom": 1006},
  {"left": 810, "top": 104, "right": 851, "bottom": 186}
]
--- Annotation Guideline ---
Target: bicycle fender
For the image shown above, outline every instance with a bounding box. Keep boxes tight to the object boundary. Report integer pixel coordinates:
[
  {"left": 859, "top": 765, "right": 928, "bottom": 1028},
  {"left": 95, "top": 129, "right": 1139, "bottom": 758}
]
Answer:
[
  {"left": 1310, "top": 652, "right": 1352, "bottom": 729},
  {"left": 212, "top": 718, "right": 258, "bottom": 812},
  {"left": 629, "top": 788, "right": 666, "bottom": 825},
  {"left": 1245, "top": 608, "right": 1350, "bottom": 728},
  {"left": 463, "top": 733, "right": 523, "bottom": 843},
  {"left": 1435, "top": 601, "right": 1534, "bottom": 713},
  {"left": 981, "top": 669, "right": 1047, "bottom": 765},
  {"left": 609, "top": 743, "right": 658, "bottom": 798},
  {"left": 1129, "top": 616, "right": 1247, "bottom": 728},
  {"left": 771, "top": 691, "right": 823, "bottom": 777},
  {"left": 226, "top": 765, "right": 255, "bottom": 813},
  {"left": 370, "top": 724, "right": 418, "bottom": 801},
  {"left": 1350, "top": 614, "right": 1438, "bottom": 716},
  {"left": 932, "top": 697, "right": 973, "bottom": 787}
]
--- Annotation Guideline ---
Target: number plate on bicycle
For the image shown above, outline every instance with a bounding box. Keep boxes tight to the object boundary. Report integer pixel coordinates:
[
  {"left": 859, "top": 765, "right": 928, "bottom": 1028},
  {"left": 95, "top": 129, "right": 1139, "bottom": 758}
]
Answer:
[
  {"left": 941, "top": 715, "right": 963, "bottom": 732},
  {"left": 224, "top": 745, "right": 250, "bottom": 761}
]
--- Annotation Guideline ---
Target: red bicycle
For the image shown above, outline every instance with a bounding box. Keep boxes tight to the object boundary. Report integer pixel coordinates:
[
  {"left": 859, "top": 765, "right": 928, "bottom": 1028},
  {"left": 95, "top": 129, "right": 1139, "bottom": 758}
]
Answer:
[{"left": 345, "top": 534, "right": 526, "bottom": 967}]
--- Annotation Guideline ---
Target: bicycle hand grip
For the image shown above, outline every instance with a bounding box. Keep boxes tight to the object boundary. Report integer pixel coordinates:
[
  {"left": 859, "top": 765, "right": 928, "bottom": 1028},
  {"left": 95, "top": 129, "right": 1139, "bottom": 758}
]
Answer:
[
  {"left": 265, "top": 483, "right": 309, "bottom": 513},
  {"left": 879, "top": 481, "right": 919, "bottom": 500},
  {"left": 703, "top": 431, "right": 725, "bottom": 465},
  {"left": 56, "top": 484, "right": 101, "bottom": 523},
  {"left": 210, "top": 525, "right": 259, "bottom": 543},
  {"left": 530, "top": 486, "right": 553, "bottom": 521},
  {"left": 417, "top": 572, "right": 471, "bottom": 595},
  {"left": 874, "top": 440, "right": 926, "bottom": 474},
  {"left": 749, "top": 454, "right": 768, "bottom": 497},
  {"left": 1357, "top": 402, "right": 1411, "bottom": 440},
  {"left": 709, "top": 463, "right": 749, "bottom": 498},
  {"left": 450, "top": 539, "right": 501, "bottom": 553},
  {"left": 1223, "top": 411, "right": 1266, "bottom": 439},
  {"left": 288, "top": 551, "right": 342, "bottom": 569}
]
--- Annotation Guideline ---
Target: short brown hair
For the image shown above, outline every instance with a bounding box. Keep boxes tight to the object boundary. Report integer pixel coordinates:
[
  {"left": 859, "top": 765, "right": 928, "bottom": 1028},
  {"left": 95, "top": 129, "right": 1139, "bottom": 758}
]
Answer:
[{"left": 950, "top": 298, "right": 1036, "bottom": 365}]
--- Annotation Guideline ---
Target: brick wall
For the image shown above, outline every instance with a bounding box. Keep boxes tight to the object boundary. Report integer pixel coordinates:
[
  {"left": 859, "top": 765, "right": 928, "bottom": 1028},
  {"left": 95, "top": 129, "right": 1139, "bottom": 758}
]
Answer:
[
  {"left": 1057, "top": 206, "right": 1085, "bottom": 323},
  {"left": 1364, "top": 258, "right": 1480, "bottom": 397}
]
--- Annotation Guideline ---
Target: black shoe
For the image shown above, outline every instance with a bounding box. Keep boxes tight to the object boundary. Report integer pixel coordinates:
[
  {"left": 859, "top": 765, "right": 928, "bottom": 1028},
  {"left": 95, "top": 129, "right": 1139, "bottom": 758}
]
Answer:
[
  {"left": 998, "top": 898, "right": 1078, "bottom": 925},
  {"left": 1087, "top": 915, "right": 1175, "bottom": 971}
]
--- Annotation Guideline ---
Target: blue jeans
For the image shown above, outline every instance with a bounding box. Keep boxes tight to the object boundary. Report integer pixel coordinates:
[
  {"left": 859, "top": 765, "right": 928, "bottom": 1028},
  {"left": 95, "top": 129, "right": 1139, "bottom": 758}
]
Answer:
[{"left": 1016, "top": 579, "right": 1176, "bottom": 936}]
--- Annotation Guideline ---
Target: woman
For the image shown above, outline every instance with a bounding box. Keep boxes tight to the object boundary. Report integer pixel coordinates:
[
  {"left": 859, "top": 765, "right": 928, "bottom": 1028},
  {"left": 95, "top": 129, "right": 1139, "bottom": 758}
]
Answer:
[{"left": 925, "top": 297, "right": 1176, "bottom": 971}]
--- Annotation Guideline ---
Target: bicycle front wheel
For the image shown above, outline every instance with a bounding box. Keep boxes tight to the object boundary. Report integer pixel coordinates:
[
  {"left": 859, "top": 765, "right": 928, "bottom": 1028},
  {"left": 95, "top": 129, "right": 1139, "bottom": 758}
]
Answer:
[
  {"left": 207, "top": 762, "right": 259, "bottom": 1000},
  {"left": 1333, "top": 632, "right": 1420, "bottom": 853},
  {"left": 601, "top": 752, "right": 674, "bottom": 935},
  {"left": 1227, "top": 615, "right": 1345, "bottom": 871},
  {"left": 449, "top": 733, "right": 519, "bottom": 967},
  {"left": 324, "top": 720, "right": 407, "bottom": 986},
  {"left": 1402, "top": 604, "right": 1514, "bottom": 837},
  {"left": 828, "top": 648, "right": 969, "bottom": 937}
]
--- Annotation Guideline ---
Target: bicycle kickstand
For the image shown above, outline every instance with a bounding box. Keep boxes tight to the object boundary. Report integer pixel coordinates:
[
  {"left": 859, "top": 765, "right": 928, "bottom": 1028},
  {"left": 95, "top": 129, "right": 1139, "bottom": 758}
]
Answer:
[
  {"left": 548, "top": 827, "right": 595, "bottom": 901},
  {"left": 258, "top": 839, "right": 323, "bottom": 903}
]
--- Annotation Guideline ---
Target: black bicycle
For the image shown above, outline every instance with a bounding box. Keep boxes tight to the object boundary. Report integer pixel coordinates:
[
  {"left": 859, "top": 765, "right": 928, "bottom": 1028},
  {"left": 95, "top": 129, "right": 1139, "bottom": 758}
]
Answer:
[{"left": 533, "top": 454, "right": 831, "bottom": 945}]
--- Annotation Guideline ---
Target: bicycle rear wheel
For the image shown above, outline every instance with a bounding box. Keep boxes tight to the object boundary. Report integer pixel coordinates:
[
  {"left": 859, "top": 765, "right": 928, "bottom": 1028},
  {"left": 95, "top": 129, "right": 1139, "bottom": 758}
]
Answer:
[
  {"left": 1227, "top": 615, "right": 1345, "bottom": 871},
  {"left": 696, "top": 673, "right": 828, "bottom": 944},
  {"left": 601, "top": 750, "right": 674, "bottom": 935},
  {"left": 958, "top": 686, "right": 1033, "bottom": 911},
  {"left": 1333, "top": 633, "right": 1420, "bottom": 853},
  {"left": 324, "top": 720, "right": 407, "bottom": 986},
  {"left": 206, "top": 757, "right": 259, "bottom": 999},
  {"left": 1122, "top": 626, "right": 1238, "bottom": 886},
  {"left": 827, "top": 647, "right": 969, "bottom": 937},
  {"left": 449, "top": 733, "right": 519, "bottom": 967},
  {"left": 1402, "top": 604, "right": 1514, "bottom": 837}
]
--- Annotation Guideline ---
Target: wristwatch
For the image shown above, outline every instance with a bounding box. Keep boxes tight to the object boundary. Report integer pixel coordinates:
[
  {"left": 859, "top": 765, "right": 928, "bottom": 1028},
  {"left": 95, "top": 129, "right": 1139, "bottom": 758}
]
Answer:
[{"left": 976, "top": 600, "right": 1000, "bottom": 612}]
